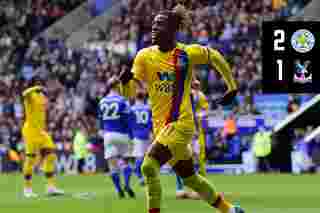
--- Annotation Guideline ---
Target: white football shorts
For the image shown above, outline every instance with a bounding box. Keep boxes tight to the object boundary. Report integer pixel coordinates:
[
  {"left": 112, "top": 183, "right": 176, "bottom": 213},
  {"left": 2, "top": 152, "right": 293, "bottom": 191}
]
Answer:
[
  {"left": 131, "top": 138, "right": 150, "bottom": 158},
  {"left": 104, "top": 132, "right": 131, "bottom": 159}
]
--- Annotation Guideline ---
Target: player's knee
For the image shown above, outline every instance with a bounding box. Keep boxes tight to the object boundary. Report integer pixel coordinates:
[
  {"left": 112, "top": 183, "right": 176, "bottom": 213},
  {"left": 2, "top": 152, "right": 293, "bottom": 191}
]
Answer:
[
  {"left": 148, "top": 143, "right": 172, "bottom": 166},
  {"left": 45, "top": 153, "right": 57, "bottom": 164},
  {"left": 24, "top": 154, "right": 37, "bottom": 165},
  {"left": 173, "top": 159, "right": 195, "bottom": 178},
  {"left": 108, "top": 158, "right": 120, "bottom": 173},
  {"left": 41, "top": 148, "right": 56, "bottom": 158},
  {"left": 23, "top": 154, "right": 37, "bottom": 173},
  {"left": 141, "top": 157, "right": 159, "bottom": 178},
  {"left": 121, "top": 157, "right": 130, "bottom": 167},
  {"left": 182, "top": 174, "right": 200, "bottom": 189}
]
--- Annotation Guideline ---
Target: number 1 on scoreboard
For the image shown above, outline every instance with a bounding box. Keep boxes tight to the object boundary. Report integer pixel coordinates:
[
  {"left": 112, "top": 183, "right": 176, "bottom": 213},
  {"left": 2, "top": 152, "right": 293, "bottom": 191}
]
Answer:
[{"left": 276, "top": 59, "right": 283, "bottom": 81}]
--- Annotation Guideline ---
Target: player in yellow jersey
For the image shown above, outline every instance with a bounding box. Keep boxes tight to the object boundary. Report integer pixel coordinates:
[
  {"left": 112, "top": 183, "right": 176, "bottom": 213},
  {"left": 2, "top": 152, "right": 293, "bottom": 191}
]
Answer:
[
  {"left": 191, "top": 78, "right": 209, "bottom": 177},
  {"left": 176, "top": 77, "right": 209, "bottom": 199},
  {"left": 22, "top": 76, "right": 64, "bottom": 198},
  {"left": 119, "top": 2, "right": 244, "bottom": 213}
]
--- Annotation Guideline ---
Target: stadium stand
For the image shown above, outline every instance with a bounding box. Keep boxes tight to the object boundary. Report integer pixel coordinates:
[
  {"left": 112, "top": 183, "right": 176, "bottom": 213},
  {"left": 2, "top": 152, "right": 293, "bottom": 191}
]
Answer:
[
  {"left": 0, "top": 0, "right": 86, "bottom": 72},
  {"left": 41, "top": 1, "right": 94, "bottom": 41}
]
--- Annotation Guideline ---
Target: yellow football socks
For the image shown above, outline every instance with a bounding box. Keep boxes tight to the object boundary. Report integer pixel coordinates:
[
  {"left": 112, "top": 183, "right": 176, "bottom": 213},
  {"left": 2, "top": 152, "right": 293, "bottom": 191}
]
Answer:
[
  {"left": 213, "top": 193, "right": 234, "bottom": 213},
  {"left": 42, "top": 153, "right": 57, "bottom": 173},
  {"left": 24, "top": 176, "right": 32, "bottom": 189},
  {"left": 183, "top": 174, "right": 233, "bottom": 213},
  {"left": 42, "top": 153, "right": 57, "bottom": 188},
  {"left": 23, "top": 155, "right": 37, "bottom": 189},
  {"left": 46, "top": 176, "right": 55, "bottom": 188},
  {"left": 141, "top": 156, "right": 162, "bottom": 211}
]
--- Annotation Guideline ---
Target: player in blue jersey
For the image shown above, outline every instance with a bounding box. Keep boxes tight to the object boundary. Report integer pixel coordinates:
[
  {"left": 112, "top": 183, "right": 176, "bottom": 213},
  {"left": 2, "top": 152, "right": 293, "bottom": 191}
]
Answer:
[
  {"left": 98, "top": 78, "right": 135, "bottom": 198},
  {"left": 129, "top": 89, "right": 153, "bottom": 186}
]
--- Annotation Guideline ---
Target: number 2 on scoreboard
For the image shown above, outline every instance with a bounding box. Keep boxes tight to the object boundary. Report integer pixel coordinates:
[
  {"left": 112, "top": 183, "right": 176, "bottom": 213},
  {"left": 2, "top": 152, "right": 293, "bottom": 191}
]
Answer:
[
  {"left": 276, "top": 59, "right": 283, "bottom": 81},
  {"left": 274, "top": 29, "right": 285, "bottom": 51}
]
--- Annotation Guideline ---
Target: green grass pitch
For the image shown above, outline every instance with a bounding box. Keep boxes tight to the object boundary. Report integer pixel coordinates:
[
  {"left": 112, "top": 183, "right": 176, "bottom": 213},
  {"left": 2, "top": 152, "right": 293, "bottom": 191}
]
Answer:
[{"left": 0, "top": 174, "right": 319, "bottom": 212}]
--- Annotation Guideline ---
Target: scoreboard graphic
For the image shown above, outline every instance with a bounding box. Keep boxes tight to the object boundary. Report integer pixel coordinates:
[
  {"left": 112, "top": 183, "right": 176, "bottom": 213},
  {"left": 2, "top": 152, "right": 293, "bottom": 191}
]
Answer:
[{"left": 262, "top": 22, "right": 320, "bottom": 93}]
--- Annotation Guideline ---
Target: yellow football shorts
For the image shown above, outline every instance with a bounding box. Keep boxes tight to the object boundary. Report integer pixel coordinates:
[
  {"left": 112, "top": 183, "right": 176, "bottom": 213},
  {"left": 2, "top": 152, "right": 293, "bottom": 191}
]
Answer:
[
  {"left": 154, "top": 122, "right": 194, "bottom": 166},
  {"left": 22, "top": 126, "right": 56, "bottom": 155}
]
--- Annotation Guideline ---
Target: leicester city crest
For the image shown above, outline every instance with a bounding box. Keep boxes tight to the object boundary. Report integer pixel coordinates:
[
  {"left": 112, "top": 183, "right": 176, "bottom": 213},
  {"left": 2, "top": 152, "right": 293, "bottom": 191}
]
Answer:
[{"left": 291, "top": 29, "right": 315, "bottom": 53}]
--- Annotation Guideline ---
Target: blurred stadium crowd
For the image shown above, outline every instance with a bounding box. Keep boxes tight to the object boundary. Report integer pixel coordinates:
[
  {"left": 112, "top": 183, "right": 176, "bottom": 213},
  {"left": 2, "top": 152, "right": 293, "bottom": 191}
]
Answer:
[{"left": 0, "top": 0, "right": 319, "bottom": 172}]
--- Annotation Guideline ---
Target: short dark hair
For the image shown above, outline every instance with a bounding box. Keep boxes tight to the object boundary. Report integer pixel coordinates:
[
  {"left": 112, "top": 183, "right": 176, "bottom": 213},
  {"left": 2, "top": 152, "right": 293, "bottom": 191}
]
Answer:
[
  {"left": 29, "top": 76, "right": 44, "bottom": 88},
  {"left": 157, "top": 3, "right": 191, "bottom": 32}
]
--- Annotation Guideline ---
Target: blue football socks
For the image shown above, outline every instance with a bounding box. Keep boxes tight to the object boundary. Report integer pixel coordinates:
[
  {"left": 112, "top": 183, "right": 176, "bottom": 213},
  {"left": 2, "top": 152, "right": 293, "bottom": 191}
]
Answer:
[
  {"left": 111, "top": 171, "right": 122, "bottom": 193},
  {"left": 176, "top": 174, "right": 184, "bottom": 192},
  {"left": 135, "top": 158, "right": 144, "bottom": 184},
  {"left": 123, "top": 165, "right": 132, "bottom": 190}
]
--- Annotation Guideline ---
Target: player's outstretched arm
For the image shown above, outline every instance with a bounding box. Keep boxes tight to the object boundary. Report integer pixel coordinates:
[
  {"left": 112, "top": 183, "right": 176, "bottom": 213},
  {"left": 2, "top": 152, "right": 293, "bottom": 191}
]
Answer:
[
  {"left": 207, "top": 47, "right": 238, "bottom": 105},
  {"left": 189, "top": 44, "right": 238, "bottom": 106},
  {"left": 207, "top": 48, "right": 237, "bottom": 90}
]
